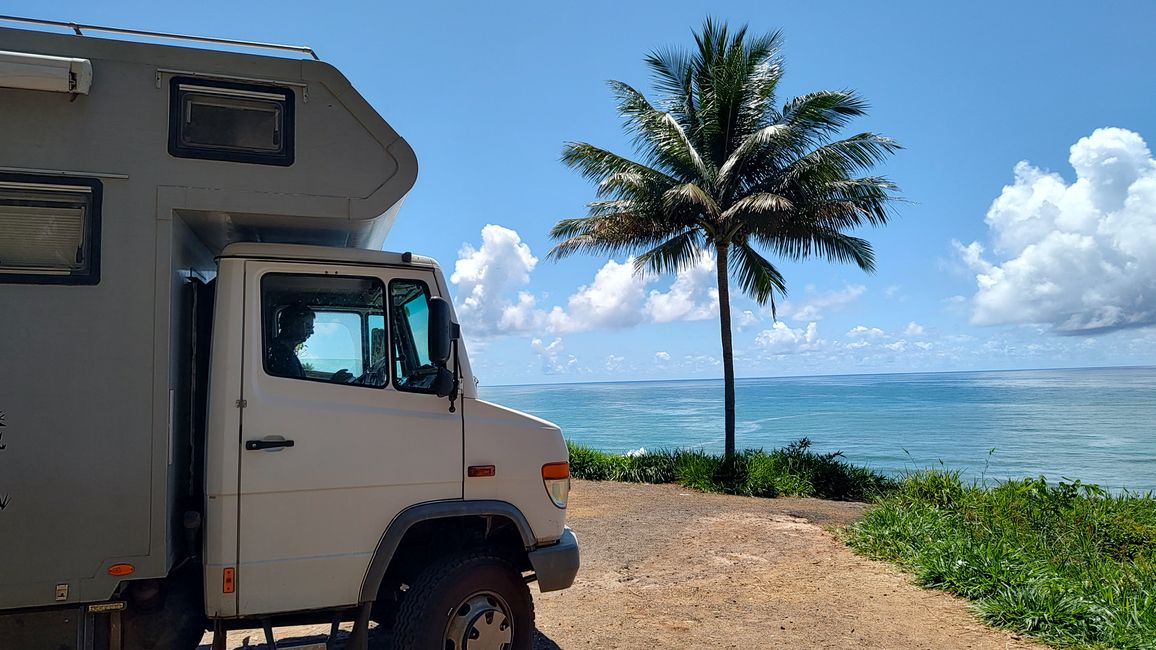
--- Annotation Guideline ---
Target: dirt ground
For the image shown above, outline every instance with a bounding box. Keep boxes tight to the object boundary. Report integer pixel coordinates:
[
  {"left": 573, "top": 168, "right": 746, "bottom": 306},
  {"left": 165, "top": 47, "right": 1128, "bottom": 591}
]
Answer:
[{"left": 199, "top": 479, "right": 1042, "bottom": 649}]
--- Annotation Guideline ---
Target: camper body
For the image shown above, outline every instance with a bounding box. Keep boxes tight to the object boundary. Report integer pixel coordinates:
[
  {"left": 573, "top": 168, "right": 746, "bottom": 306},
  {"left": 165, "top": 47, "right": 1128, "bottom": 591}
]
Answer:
[{"left": 0, "top": 23, "right": 577, "bottom": 650}]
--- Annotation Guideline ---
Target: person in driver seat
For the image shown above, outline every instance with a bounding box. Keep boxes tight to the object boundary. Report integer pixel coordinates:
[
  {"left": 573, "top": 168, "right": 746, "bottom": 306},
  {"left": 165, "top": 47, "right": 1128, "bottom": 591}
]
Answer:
[{"left": 267, "top": 303, "right": 353, "bottom": 382}]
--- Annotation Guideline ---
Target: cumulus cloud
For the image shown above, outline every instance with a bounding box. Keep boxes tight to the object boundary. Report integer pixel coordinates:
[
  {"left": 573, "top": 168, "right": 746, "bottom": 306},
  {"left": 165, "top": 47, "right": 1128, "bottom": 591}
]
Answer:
[
  {"left": 847, "top": 325, "right": 885, "bottom": 338},
  {"left": 957, "top": 128, "right": 1156, "bottom": 334},
  {"left": 531, "top": 338, "right": 577, "bottom": 375},
  {"left": 644, "top": 252, "right": 719, "bottom": 323},
  {"left": 547, "top": 259, "right": 650, "bottom": 333},
  {"left": 655, "top": 351, "right": 671, "bottom": 361},
  {"left": 737, "top": 310, "right": 761, "bottom": 330},
  {"left": 904, "top": 322, "right": 926, "bottom": 336},
  {"left": 451, "top": 225, "right": 540, "bottom": 337},
  {"left": 754, "top": 322, "right": 821, "bottom": 353},
  {"left": 782, "top": 285, "right": 866, "bottom": 321},
  {"left": 450, "top": 226, "right": 721, "bottom": 337}
]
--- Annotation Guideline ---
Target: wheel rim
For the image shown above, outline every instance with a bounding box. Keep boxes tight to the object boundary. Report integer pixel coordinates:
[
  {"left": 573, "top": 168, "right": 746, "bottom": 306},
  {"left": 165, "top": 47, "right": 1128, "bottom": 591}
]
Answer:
[{"left": 443, "top": 590, "right": 514, "bottom": 650}]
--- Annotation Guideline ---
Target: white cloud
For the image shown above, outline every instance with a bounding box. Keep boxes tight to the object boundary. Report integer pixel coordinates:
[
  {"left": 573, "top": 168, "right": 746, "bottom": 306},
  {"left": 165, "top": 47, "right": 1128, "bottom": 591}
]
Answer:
[
  {"left": 783, "top": 285, "right": 866, "bottom": 321},
  {"left": 644, "top": 252, "right": 719, "bottom": 323},
  {"left": 605, "top": 354, "right": 625, "bottom": 372},
  {"left": 904, "top": 322, "right": 926, "bottom": 336},
  {"left": 957, "top": 128, "right": 1156, "bottom": 334},
  {"left": 737, "top": 310, "right": 761, "bottom": 330},
  {"left": 754, "top": 321, "right": 820, "bottom": 353},
  {"left": 451, "top": 225, "right": 723, "bottom": 337},
  {"left": 655, "top": 351, "right": 671, "bottom": 361},
  {"left": 884, "top": 341, "right": 907, "bottom": 352},
  {"left": 451, "top": 225, "right": 540, "bottom": 337},
  {"left": 531, "top": 338, "right": 577, "bottom": 375},
  {"left": 847, "top": 325, "right": 885, "bottom": 338},
  {"left": 547, "top": 259, "right": 650, "bottom": 333}
]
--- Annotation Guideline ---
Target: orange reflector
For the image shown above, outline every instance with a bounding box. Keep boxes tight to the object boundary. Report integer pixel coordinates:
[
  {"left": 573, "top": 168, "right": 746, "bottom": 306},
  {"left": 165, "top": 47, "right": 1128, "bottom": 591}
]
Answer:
[
  {"left": 468, "top": 465, "right": 496, "bottom": 478},
  {"left": 222, "top": 568, "right": 235, "bottom": 594},
  {"left": 107, "top": 564, "right": 135, "bottom": 577},
  {"left": 542, "top": 462, "right": 570, "bottom": 480}
]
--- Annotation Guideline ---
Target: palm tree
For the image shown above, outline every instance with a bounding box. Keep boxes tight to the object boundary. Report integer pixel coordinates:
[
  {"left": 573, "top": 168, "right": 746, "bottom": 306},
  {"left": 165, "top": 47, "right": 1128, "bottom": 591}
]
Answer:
[{"left": 548, "top": 18, "right": 901, "bottom": 460}]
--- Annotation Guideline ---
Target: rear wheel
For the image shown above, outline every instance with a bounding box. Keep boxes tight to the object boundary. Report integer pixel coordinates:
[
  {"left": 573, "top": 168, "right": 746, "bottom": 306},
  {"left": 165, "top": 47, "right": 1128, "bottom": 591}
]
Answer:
[{"left": 390, "top": 551, "right": 534, "bottom": 650}]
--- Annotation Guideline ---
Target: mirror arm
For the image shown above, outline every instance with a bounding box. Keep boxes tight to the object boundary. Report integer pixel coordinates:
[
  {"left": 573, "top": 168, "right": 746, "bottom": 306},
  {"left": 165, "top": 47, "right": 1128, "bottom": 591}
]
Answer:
[{"left": 447, "top": 338, "right": 461, "bottom": 413}]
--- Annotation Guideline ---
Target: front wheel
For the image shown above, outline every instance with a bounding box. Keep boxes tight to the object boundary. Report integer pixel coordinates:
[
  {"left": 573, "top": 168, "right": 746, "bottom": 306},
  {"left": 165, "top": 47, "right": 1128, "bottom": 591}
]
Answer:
[{"left": 390, "top": 551, "right": 534, "bottom": 650}]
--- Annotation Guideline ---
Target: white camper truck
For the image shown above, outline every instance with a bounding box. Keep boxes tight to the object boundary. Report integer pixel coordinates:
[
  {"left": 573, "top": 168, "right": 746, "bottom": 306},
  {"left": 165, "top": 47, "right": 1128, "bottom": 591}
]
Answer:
[{"left": 0, "top": 18, "right": 578, "bottom": 650}]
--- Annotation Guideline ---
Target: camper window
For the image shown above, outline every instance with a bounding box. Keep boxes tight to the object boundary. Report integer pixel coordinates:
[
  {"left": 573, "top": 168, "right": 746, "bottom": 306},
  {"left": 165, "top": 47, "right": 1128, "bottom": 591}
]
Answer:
[
  {"left": 169, "top": 76, "right": 294, "bottom": 166},
  {"left": 0, "top": 174, "right": 101, "bottom": 285},
  {"left": 261, "top": 273, "right": 387, "bottom": 387}
]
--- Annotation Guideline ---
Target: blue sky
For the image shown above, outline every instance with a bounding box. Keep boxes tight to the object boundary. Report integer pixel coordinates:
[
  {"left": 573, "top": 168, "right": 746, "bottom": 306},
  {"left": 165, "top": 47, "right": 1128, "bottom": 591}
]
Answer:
[{"left": 8, "top": 1, "right": 1156, "bottom": 384}]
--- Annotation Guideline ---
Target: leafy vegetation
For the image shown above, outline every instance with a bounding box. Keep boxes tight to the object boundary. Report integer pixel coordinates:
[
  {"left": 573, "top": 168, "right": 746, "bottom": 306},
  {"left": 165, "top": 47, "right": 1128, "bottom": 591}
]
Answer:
[
  {"left": 567, "top": 437, "right": 892, "bottom": 501},
  {"left": 847, "top": 471, "right": 1156, "bottom": 649},
  {"left": 550, "top": 19, "right": 901, "bottom": 459}
]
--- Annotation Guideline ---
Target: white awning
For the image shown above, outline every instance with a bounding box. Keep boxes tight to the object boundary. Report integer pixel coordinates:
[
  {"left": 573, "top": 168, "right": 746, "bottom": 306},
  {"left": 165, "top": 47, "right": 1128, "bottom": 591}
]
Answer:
[{"left": 0, "top": 49, "right": 91, "bottom": 94}]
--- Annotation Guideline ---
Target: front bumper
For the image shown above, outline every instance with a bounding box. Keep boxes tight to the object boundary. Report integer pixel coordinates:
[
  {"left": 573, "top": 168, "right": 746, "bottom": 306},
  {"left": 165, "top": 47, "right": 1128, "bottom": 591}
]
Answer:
[{"left": 528, "top": 527, "right": 580, "bottom": 592}]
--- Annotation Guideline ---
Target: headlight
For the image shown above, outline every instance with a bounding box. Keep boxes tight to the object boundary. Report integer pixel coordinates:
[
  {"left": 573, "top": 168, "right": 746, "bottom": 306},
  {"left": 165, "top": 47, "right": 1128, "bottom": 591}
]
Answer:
[{"left": 541, "top": 462, "right": 570, "bottom": 509}]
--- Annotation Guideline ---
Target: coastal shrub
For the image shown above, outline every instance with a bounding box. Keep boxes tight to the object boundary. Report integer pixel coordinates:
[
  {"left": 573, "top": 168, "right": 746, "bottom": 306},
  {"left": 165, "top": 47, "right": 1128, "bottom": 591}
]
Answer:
[
  {"left": 672, "top": 449, "right": 724, "bottom": 492},
  {"left": 565, "top": 438, "right": 891, "bottom": 501},
  {"left": 847, "top": 470, "right": 1156, "bottom": 648}
]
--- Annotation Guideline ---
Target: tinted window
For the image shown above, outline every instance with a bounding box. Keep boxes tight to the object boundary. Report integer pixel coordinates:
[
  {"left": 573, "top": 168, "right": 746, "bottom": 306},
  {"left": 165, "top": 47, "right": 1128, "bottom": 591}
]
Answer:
[{"left": 169, "top": 77, "right": 294, "bottom": 166}]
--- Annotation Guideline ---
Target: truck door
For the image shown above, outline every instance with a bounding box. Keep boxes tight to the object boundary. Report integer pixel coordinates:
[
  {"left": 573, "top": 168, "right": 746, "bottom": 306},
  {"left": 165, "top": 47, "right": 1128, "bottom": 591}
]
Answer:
[{"left": 236, "top": 261, "right": 462, "bottom": 616}]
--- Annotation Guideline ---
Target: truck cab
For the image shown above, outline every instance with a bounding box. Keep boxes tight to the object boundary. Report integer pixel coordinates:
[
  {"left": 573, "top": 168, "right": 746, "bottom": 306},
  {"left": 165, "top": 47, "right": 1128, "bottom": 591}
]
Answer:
[{"left": 0, "top": 18, "right": 577, "bottom": 650}]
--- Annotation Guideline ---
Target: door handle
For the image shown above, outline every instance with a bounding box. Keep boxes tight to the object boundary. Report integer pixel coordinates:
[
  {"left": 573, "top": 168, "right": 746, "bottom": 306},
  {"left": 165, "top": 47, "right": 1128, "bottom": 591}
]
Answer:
[{"left": 245, "top": 439, "right": 295, "bottom": 451}]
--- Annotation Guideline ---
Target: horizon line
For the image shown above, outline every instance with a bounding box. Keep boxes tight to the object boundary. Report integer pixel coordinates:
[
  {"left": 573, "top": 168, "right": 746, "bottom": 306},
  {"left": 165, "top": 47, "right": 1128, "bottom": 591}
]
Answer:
[{"left": 481, "top": 363, "right": 1156, "bottom": 389}]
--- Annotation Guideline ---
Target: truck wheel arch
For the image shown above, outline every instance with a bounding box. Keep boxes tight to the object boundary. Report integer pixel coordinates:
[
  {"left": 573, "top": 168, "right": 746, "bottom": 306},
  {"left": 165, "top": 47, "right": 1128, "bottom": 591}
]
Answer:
[{"left": 358, "top": 500, "right": 535, "bottom": 603}]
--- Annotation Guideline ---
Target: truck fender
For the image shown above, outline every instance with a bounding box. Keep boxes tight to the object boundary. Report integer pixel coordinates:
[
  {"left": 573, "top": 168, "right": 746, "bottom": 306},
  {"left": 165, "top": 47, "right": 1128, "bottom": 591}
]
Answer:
[{"left": 358, "top": 500, "right": 535, "bottom": 602}]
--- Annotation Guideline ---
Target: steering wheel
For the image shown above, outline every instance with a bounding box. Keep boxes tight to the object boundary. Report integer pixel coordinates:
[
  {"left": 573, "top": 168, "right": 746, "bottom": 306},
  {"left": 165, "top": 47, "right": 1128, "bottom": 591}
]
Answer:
[{"left": 355, "top": 357, "right": 390, "bottom": 386}]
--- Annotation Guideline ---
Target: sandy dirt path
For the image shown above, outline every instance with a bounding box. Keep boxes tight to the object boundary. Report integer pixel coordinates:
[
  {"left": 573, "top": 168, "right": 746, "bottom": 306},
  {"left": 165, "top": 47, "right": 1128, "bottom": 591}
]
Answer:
[{"left": 200, "top": 479, "right": 1042, "bottom": 649}]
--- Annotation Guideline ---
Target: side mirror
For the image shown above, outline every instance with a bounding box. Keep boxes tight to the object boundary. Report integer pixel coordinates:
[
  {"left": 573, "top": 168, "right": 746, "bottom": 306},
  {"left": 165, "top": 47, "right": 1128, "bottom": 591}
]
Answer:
[
  {"left": 428, "top": 296, "right": 456, "bottom": 366},
  {"left": 432, "top": 366, "right": 455, "bottom": 398}
]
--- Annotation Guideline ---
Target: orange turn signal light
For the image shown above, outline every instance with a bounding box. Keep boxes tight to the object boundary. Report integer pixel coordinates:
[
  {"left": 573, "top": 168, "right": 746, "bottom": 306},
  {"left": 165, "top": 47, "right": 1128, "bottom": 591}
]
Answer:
[
  {"left": 107, "top": 564, "right": 135, "bottom": 577},
  {"left": 542, "top": 462, "right": 570, "bottom": 480},
  {"left": 223, "top": 568, "right": 235, "bottom": 594}
]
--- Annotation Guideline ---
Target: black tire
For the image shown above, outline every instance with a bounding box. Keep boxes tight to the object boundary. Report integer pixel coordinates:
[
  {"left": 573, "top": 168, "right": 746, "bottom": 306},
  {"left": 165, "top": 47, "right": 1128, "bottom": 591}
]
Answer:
[{"left": 390, "top": 551, "right": 534, "bottom": 650}]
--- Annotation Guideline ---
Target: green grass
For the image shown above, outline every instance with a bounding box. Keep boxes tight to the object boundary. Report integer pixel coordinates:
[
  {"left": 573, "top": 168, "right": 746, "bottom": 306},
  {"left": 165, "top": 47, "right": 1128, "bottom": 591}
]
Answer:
[
  {"left": 566, "top": 437, "right": 893, "bottom": 501},
  {"left": 846, "top": 470, "right": 1156, "bottom": 649}
]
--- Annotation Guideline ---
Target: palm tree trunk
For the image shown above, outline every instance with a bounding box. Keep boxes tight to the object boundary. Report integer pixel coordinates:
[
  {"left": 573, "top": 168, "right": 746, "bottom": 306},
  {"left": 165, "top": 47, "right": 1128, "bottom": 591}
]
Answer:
[{"left": 715, "top": 243, "right": 736, "bottom": 460}]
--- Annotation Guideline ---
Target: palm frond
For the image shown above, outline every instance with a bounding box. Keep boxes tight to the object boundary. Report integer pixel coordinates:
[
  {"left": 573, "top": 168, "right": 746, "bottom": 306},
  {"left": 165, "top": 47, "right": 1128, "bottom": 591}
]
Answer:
[
  {"left": 609, "top": 81, "right": 712, "bottom": 183},
  {"left": 721, "top": 192, "right": 794, "bottom": 224},
  {"left": 663, "top": 183, "right": 720, "bottom": 220},
  {"left": 780, "top": 91, "right": 869, "bottom": 137},
  {"left": 716, "top": 123, "right": 791, "bottom": 194},
  {"left": 633, "top": 229, "right": 707, "bottom": 276},
  {"left": 729, "top": 242, "right": 787, "bottom": 311},
  {"left": 562, "top": 142, "right": 680, "bottom": 187},
  {"left": 548, "top": 210, "right": 687, "bottom": 261},
  {"left": 758, "top": 226, "right": 876, "bottom": 272},
  {"left": 785, "top": 133, "right": 902, "bottom": 180}
]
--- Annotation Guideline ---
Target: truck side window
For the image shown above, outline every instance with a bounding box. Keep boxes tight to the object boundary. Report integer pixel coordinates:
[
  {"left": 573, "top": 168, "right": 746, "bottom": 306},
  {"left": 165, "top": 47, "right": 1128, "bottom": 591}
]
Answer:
[
  {"left": 261, "top": 273, "right": 388, "bottom": 388},
  {"left": 0, "top": 173, "right": 101, "bottom": 285},
  {"left": 390, "top": 279, "right": 438, "bottom": 393}
]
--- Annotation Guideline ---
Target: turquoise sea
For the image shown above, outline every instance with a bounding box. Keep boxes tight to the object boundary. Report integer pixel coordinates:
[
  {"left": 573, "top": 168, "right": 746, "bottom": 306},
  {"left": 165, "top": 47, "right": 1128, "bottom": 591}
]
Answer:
[{"left": 481, "top": 367, "right": 1156, "bottom": 492}]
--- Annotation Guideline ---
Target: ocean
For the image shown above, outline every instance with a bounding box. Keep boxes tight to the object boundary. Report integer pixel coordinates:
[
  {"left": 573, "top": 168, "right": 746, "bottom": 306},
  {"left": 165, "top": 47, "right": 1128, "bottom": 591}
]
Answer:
[{"left": 480, "top": 367, "right": 1156, "bottom": 493}]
